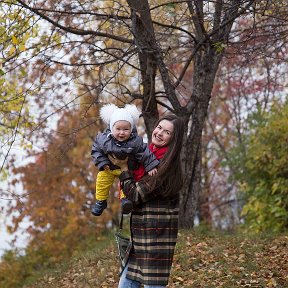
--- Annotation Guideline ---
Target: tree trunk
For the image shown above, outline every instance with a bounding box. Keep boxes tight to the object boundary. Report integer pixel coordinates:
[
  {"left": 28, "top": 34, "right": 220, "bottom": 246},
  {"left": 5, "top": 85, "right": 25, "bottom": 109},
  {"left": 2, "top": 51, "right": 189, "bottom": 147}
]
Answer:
[
  {"left": 138, "top": 52, "right": 158, "bottom": 139},
  {"left": 127, "top": 0, "right": 244, "bottom": 228},
  {"left": 127, "top": 0, "right": 159, "bottom": 139},
  {"left": 199, "top": 122, "right": 213, "bottom": 225},
  {"left": 179, "top": 48, "right": 222, "bottom": 228}
]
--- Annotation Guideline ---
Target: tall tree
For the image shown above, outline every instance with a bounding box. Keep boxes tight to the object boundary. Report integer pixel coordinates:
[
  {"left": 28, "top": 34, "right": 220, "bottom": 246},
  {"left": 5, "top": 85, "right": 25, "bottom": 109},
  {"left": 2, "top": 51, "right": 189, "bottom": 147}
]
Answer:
[
  {"left": 0, "top": 2, "right": 36, "bottom": 172},
  {"left": 7, "top": 106, "right": 120, "bottom": 261},
  {"left": 4, "top": 0, "right": 288, "bottom": 228},
  {"left": 200, "top": 37, "right": 287, "bottom": 228},
  {"left": 235, "top": 102, "right": 288, "bottom": 232}
]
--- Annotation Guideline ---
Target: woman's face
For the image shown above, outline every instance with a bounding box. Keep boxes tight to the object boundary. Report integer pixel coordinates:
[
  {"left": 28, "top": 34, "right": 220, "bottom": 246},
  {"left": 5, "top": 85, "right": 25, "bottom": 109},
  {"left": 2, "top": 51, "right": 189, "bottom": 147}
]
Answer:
[{"left": 152, "top": 119, "right": 174, "bottom": 147}]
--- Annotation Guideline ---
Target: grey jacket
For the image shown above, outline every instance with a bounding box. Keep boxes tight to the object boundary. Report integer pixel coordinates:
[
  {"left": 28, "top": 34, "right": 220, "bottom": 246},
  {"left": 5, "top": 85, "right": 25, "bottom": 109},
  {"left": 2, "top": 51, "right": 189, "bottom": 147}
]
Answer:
[{"left": 91, "top": 128, "right": 159, "bottom": 172}]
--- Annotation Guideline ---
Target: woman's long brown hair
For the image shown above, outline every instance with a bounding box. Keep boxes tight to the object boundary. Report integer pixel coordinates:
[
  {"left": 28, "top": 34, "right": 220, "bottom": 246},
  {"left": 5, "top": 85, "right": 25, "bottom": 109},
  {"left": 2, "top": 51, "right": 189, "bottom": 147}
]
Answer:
[{"left": 143, "top": 114, "right": 184, "bottom": 199}]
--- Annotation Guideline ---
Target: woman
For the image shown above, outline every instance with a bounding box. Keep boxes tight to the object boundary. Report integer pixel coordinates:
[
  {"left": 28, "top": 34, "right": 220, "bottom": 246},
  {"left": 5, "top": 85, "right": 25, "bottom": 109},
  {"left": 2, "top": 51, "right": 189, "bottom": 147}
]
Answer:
[{"left": 109, "top": 114, "right": 184, "bottom": 288}]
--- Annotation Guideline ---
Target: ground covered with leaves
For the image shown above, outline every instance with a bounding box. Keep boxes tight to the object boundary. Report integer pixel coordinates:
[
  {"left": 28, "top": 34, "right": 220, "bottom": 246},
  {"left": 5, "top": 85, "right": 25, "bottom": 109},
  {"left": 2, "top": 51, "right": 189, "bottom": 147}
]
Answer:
[{"left": 24, "top": 229, "right": 287, "bottom": 288}]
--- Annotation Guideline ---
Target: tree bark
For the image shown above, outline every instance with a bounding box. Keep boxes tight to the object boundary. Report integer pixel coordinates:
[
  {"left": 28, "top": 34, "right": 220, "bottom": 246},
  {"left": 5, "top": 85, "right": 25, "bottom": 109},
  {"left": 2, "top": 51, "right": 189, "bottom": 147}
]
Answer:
[
  {"left": 200, "top": 122, "right": 213, "bottom": 225},
  {"left": 177, "top": 0, "right": 250, "bottom": 227},
  {"left": 126, "top": 0, "right": 159, "bottom": 138},
  {"left": 179, "top": 47, "right": 222, "bottom": 227}
]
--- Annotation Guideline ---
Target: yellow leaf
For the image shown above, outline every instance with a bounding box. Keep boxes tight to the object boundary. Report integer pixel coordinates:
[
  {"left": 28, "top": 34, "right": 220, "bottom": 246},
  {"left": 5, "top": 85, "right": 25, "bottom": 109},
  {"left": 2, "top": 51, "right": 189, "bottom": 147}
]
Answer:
[
  {"left": 12, "top": 35, "right": 19, "bottom": 45},
  {"left": 19, "top": 44, "right": 26, "bottom": 52},
  {"left": 105, "top": 38, "right": 113, "bottom": 47},
  {"left": 8, "top": 46, "right": 16, "bottom": 55},
  {"left": 102, "top": 21, "right": 111, "bottom": 30},
  {"left": 267, "top": 278, "right": 277, "bottom": 287}
]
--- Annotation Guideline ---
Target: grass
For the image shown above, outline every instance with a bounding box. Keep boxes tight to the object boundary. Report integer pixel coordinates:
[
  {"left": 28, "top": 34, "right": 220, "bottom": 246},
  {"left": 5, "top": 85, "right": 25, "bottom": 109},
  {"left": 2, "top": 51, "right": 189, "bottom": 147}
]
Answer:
[{"left": 23, "top": 228, "right": 288, "bottom": 288}]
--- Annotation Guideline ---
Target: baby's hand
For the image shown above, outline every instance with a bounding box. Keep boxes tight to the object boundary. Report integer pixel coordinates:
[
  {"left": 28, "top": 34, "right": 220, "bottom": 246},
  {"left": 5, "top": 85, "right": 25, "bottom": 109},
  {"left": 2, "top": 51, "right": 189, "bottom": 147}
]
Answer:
[
  {"left": 104, "top": 165, "right": 110, "bottom": 171},
  {"left": 148, "top": 167, "right": 157, "bottom": 176}
]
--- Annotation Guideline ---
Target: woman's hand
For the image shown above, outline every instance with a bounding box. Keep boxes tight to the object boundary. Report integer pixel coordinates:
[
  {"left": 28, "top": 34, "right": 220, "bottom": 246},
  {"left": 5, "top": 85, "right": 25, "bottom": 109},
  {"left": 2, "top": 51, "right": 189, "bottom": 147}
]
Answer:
[{"left": 108, "top": 154, "right": 129, "bottom": 171}]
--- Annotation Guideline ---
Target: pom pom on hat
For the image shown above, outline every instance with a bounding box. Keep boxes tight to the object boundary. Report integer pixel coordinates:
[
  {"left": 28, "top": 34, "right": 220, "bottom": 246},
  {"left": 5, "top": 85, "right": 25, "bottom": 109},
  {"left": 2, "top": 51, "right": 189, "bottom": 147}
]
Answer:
[
  {"left": 100, "top": 104, "right": 118, "bottom": 124},
  {"left": 100, "top": 103, "right": 141, "bottom": 131}
]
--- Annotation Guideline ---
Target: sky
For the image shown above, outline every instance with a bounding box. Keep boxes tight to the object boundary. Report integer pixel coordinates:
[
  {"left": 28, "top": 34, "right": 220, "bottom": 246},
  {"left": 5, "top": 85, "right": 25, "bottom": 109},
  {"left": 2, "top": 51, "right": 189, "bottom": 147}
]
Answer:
[
  {"left": 0, "top": 214, "right": 13, "bottom": 256},
  {"left": 0, "top": 212, "right": 29, "bottom": 258},
  {"left": 0, "top": 172, "right": 30, "bottom": 258},
  {"left": 0, "top": 140, "right": 33, "bottom": 258}
]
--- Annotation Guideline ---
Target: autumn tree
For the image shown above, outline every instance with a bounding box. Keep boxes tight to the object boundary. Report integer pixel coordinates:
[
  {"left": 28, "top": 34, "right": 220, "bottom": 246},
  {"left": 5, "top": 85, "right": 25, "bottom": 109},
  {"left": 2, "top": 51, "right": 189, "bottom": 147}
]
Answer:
[
  {"left": 3, "top": 0, "right": 288, "bottom": 229},
  {"left": 0, "top": 2, "right": 36, "bottom": 175},
  {"left": 7, "top": 103, "right": 124, "bottom": 263},
  {"left": 0, "top": 86, "right": 121, "bottom": 287},
  {"left": 200, "top": 35, "right": 288, "bottom": 229},
  {"left": 231, "top": 102, "right": 288, "bottom": 232}
]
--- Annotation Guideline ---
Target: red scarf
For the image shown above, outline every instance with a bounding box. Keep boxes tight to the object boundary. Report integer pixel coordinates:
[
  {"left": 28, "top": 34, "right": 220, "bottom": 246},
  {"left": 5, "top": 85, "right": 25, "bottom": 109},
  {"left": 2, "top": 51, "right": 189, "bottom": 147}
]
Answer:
[{"left": 133, "top": 144, "right": 168, "bottom": 181}]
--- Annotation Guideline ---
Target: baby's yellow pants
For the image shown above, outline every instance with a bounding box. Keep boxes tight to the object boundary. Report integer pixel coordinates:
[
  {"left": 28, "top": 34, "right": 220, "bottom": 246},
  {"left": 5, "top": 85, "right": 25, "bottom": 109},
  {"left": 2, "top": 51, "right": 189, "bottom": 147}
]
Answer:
[{"left": 96, "top": 169, "right": 125, "bottom": 200}]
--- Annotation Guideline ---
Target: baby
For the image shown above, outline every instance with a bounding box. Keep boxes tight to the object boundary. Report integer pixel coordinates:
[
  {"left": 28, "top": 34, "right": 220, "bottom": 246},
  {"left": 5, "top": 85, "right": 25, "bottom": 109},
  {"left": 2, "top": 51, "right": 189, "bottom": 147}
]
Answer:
[{"left": 91, "top": 103, "right": 159, "bottom": 216}]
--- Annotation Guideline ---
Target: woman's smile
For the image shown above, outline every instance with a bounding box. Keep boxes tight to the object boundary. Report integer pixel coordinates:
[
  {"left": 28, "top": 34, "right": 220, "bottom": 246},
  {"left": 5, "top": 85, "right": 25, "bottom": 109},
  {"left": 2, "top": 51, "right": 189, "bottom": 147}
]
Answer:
[{"left": 151, "top": 119, "right": 174, "bottom": 147}]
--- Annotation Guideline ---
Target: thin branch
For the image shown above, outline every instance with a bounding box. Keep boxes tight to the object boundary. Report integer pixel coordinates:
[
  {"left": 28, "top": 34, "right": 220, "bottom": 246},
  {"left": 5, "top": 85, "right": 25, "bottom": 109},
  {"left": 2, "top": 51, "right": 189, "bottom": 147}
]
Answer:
[
  {"left": 0, "top": 122, "right": 14, "bottom": 129},
  {"left": 49, "top": 47, "right": 140, "bottom": 71},
  {"left": 150, "top": 0, "right": 189, "bottom": 11},
  {"left": 153, "top": 20, "right": 196, "bottom": 42},
  {"left": 15, "top": 0, "right": 132, "bottom": 44},
  {"left": 156, "top": 99, "right": 176, "bottom": 113},
  {"left": 9, "top": 5, "right": 130, "bottom": 21},
  {"left": 174, "top": 0, "right": 255, "bottom": 88},
  {"left": 0, "top": 94, "right": 26, "bottom": 172}
]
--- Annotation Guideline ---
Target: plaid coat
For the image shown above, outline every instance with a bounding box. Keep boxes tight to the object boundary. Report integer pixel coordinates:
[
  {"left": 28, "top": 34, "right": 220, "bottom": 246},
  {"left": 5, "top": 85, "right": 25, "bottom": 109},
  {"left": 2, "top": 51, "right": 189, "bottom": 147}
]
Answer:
[{"left": 119, "top": 171, "right": 179, "bottom": 286}]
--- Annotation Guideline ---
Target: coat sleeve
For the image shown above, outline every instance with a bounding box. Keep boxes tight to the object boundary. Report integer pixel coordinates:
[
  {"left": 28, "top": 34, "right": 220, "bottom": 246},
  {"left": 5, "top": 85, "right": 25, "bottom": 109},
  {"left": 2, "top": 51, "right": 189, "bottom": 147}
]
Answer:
[
  {"left": 119, "top": 171, "right": 157, "bottom": 204},
  {"left": 134, "top": 138, "right": 159, "bottom": 172},
  {"left": 91, "top": 134, "right": 110, "bottom": 170}
]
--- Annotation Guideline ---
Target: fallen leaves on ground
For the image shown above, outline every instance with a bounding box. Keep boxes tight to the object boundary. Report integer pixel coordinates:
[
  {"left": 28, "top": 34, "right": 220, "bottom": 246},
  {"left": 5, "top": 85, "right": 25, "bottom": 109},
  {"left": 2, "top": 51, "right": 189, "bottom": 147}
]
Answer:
[
  {"left": 25, "top": 230, "right": 288, "bottom": 288},
  {"left": 170, "top": 231, "right": 287, "bottom": 287}
]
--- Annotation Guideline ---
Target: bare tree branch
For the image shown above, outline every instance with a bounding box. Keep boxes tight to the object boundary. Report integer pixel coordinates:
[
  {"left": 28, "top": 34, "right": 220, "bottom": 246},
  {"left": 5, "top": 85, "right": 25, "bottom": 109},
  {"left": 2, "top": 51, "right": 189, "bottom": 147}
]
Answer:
[{"left": 15, "top": 0, "right": 132, "bottom": 43}]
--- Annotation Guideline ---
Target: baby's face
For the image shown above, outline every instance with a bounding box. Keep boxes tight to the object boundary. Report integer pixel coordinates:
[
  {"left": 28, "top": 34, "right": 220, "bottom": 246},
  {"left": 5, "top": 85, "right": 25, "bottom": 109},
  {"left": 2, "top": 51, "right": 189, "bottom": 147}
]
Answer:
[{"left": 112, "top": 120, "right": 131, "bottom": 142}]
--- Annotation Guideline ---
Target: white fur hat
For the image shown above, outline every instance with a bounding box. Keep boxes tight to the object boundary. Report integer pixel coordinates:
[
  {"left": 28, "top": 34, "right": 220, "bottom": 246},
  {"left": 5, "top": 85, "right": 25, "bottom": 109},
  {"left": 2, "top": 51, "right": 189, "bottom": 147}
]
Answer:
[{"left": 100, "top": 103, "right": 141, "bottom": 131}]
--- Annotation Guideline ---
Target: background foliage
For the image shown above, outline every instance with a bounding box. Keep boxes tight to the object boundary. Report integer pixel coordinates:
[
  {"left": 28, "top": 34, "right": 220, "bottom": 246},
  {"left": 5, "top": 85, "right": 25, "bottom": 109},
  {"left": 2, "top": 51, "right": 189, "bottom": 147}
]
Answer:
[
  {"left": 0, "top": 1, "right": 288, "bottom": 287},
  {"left": 238, "top": 103, "right": 288, "bottom": 232}
]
